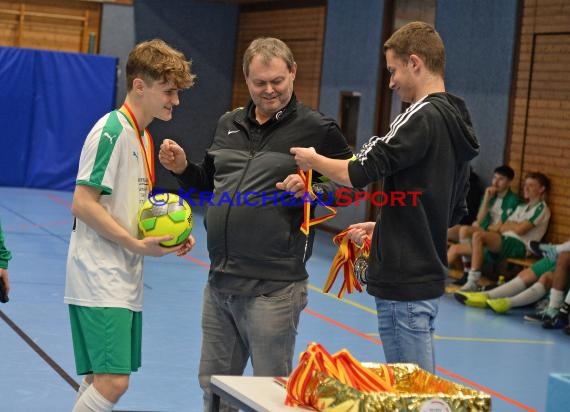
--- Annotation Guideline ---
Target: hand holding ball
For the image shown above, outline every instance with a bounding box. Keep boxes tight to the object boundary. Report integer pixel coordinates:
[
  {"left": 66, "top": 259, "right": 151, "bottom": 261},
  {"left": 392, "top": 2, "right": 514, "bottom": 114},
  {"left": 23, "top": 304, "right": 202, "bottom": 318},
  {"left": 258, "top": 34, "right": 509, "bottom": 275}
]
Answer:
[{"left": 138, "top": 193, "right": 192, "bottom": 247}]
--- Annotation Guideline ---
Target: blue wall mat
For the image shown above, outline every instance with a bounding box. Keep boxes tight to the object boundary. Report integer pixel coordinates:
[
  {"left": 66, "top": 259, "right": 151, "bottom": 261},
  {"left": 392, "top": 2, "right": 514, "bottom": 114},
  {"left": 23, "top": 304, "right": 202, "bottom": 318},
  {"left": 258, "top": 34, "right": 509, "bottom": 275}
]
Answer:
[
  {"left": 0, "top": 47, "right": 117, "bottom": 191},
  {"left": 0, "top": 48, "right": 35, "bottom": 186}
]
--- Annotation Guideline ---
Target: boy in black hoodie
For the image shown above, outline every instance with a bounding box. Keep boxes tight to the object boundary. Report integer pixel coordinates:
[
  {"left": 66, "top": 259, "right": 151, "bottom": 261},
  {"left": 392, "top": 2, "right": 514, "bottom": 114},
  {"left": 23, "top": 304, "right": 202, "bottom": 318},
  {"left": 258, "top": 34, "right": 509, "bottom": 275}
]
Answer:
[{"left": 291, "top": 21, "right": 479, "bottom": 373}]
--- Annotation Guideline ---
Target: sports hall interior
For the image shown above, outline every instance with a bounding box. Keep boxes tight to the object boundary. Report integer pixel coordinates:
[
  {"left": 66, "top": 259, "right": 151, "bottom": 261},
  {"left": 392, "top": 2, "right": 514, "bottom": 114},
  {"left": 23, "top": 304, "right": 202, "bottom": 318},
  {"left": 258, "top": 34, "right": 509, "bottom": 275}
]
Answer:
[{"left": 1, "top": 0, "right": 569, "bottom": 411}]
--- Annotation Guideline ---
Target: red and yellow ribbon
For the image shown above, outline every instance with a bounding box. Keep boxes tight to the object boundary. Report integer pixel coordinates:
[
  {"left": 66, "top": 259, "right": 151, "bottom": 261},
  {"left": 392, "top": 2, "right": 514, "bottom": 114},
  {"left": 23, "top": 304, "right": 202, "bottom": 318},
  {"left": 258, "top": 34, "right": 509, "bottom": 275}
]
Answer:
[
  {"left": 299, "top": 169, "right": 337, "bottom": 235},
  {"left": 118, "top": 103, "right": 155, "bottom": 191},
  {"left": 323, "top": 228, "right": 371, "bottom": 298},
  {"left": 285, "top": 342, "right": 394, "bottom": 408}
]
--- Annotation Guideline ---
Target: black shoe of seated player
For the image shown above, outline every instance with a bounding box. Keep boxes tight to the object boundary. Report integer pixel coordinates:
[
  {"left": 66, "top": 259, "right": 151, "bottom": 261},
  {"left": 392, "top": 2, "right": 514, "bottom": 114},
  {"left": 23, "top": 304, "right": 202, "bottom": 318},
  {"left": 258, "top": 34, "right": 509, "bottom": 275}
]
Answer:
[{"left": 528, "top": 240, "right": 545, "bottom": 258}]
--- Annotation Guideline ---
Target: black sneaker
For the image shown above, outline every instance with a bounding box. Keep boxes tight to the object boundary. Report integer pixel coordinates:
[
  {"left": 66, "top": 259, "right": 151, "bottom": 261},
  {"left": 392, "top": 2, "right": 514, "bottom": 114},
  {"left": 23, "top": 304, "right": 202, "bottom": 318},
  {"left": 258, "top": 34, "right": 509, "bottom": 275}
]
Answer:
[
  {"left": 528, "top": 241, "right": 558, "bottom": 261},
  {"left": 524, "top": 307, "right": 558, "bottom": 323},
  {"left": 543, "top": 312, "right": 569, "bottom": 329},
  {"left": 528, "top": 240, "right": 545, "bottom": 257},
  {"left": 543, "top": 303, "right": 570, "bottom": 329}
]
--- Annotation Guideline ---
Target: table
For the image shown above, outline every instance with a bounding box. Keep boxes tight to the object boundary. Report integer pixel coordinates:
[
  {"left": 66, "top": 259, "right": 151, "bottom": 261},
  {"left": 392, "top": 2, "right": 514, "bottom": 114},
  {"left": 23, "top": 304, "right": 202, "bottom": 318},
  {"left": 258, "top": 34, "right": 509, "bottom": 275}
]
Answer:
[{"left": 209, "top": 375, "right": 310, "bottom": 412}]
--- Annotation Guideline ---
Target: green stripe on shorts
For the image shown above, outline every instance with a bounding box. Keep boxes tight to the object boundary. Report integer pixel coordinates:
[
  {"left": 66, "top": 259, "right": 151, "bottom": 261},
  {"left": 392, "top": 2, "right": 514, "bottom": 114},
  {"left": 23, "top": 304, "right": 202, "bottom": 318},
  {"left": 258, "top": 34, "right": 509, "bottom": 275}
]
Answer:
[{"left": 68, "top": 305, "right": 142, "bottom": 375}]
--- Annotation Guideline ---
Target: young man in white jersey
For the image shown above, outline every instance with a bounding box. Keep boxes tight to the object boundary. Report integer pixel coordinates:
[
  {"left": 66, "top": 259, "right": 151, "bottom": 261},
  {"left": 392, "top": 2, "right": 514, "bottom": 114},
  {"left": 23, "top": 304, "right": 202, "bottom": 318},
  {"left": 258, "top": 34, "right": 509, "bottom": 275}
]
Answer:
[
  {"left": 447, "top": 165, "right": 520, "bottom": 285},
  {"left": 455, "top": 172, "right": 550, "bottom": 294},
  {"left": 64, "top": 39, "right": 196, "bottom": 412}
]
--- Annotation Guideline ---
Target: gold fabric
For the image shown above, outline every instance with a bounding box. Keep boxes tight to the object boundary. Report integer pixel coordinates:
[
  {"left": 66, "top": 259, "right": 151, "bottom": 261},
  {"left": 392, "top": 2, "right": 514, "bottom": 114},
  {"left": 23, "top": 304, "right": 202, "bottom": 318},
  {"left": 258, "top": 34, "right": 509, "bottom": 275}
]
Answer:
[{"left": 313, "top": 364, "right": 491, "bottom": 411}]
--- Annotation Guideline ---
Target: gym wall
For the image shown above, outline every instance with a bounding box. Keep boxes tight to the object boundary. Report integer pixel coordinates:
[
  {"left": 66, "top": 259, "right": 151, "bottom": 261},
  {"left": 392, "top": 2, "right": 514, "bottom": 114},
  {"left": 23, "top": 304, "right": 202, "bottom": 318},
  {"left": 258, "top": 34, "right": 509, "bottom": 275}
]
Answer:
[{"left": 506, "top": 0, "right": 570, "bottom": 243}]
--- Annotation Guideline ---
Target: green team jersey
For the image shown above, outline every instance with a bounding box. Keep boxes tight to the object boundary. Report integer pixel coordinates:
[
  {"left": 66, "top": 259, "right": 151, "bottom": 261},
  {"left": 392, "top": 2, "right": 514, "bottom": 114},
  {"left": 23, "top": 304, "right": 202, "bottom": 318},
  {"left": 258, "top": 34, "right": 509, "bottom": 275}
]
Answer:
[{"left": 479, "top": 189, "right": 521, "bottom": 230}]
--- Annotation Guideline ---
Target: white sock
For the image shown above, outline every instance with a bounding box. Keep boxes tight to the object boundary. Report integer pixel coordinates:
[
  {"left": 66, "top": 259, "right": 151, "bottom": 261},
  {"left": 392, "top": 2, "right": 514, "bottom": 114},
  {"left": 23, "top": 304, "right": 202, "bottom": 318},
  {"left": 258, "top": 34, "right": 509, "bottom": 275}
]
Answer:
[
  {"left": 509, "top": 283, "right": 546, "bottom": 308},
  {"left": 467, "top": 270, "right": 481, "bottom": 283},
  {"left": 75, "top": 378, "right": 91, "bottom": 404},
  {"left": 459, "top": 239, "right": 471, "bottom": 273},
  {"left": 487, "top": 277, "right": 526, "bottom": 299},
  {"left": 72, "top": 384, "right": 114, "bottom": 412},
  {"left": 556, "top": 240, "right": 570, "bottom": 253},
  {"left": 459, "top": 270, "right": 481, "bottom": 291},
  {"left": 548, "top": 289, "right": 564, "bottom": 310},
  {"left": 565, "top": 293, "right": 570, "bottom": 306}
]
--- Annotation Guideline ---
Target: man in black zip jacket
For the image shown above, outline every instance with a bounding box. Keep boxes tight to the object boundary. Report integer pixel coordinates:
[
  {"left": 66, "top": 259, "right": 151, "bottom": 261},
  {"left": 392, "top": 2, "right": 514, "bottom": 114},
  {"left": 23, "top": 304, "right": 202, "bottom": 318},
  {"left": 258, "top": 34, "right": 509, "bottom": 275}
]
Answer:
[
  {"left": 292, "top": 22, "right": 479, "bottom": 374},
  {"left": 159, "top": 37, "right": 353, "bottom": 410}
]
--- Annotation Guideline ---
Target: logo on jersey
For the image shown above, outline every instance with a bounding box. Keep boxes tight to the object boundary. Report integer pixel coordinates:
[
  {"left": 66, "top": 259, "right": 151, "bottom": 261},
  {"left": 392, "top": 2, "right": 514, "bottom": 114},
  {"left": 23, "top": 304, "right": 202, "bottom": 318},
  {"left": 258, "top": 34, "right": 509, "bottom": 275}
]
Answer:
[{"left": 102, "top": 131, "right": 117, "bottom": 144}]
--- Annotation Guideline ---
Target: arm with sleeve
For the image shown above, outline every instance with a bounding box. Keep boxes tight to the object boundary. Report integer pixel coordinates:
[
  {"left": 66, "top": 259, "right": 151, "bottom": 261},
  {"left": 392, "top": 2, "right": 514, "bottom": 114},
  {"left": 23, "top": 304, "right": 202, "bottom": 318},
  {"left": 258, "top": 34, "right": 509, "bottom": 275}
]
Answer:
[
  {"left": 312, "top": 122, "right": 358, "bottom": 205},
  {"left": 347, "top": 104, "right": 432, "bottom": 187},
  {"left": 176, "top": 152, "right": 215, "bottom": 192}
]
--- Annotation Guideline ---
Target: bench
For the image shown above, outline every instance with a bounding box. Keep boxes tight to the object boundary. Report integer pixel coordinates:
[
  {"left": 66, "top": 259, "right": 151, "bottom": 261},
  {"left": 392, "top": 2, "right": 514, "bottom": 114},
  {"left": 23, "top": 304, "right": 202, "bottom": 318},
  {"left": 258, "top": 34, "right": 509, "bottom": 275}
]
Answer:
[
  {"left": 446, "top": 240, "right": 539, "bottom": 288},
  {"left": 505, "top": 257, "right": 538, "bottom": 268}
]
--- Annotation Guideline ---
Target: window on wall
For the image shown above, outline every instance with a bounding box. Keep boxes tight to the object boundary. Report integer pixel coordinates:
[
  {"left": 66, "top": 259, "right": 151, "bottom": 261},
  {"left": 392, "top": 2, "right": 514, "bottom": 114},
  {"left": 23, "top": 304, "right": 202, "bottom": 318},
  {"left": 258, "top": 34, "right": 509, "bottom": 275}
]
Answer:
[
  {"left": 231, "top": 2, "right": 326, "bottom": 110},
  {"left": 339, "top": 91, "right": 361, "bottom": 150},
  {"left": 388, "top": 0, "right": 436, "bottom": 123}
]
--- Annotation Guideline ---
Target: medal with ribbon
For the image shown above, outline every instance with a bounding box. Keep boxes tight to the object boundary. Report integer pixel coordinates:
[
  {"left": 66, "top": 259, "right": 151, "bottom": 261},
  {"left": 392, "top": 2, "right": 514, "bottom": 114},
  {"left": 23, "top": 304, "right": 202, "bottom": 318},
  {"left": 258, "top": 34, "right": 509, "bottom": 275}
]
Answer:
[
  {"left": 118, "top": 103, "right": 155, "bottom": 192},
  {"left": 353, "top": 239, "right": 371, "bottom": 286},
  {"left": 323, "top": 228, "right": 371, "bottom": 298}
]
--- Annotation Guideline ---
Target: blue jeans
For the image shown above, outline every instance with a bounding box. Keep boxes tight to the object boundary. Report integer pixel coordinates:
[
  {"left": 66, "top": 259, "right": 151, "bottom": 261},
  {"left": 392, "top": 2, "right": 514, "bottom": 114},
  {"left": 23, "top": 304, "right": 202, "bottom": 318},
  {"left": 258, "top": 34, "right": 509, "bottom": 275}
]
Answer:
[
  {"left": 199, "top": 280, "right": 308, "bottom": 412},
  {"left": 375, "top": 297, "right": 439, "bottom": 374}
]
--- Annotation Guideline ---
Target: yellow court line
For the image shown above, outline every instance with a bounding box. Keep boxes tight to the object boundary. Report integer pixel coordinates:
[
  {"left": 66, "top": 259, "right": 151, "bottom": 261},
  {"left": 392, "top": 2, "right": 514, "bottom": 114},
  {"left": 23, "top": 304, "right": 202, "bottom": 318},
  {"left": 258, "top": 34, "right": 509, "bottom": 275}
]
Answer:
[
  {"left": 432, "top": 335, "right": 554, "bottom": 345},
  {"left": 308, "top": 283, "right": 554, "bottom": 345},
  {"left": 308, "top": 283, "right": 376, "bottom": 314},
  {"left": 364, "top": 332, "right": 552, "bottom": 345}
]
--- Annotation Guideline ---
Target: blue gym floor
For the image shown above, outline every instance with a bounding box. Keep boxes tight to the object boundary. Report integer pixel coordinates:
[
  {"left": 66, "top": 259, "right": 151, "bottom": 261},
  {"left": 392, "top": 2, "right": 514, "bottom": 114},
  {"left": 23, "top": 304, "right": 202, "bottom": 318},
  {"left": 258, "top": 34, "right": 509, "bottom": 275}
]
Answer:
[{"left": 1, "top": 186, "right": 568, "bottom": 411}]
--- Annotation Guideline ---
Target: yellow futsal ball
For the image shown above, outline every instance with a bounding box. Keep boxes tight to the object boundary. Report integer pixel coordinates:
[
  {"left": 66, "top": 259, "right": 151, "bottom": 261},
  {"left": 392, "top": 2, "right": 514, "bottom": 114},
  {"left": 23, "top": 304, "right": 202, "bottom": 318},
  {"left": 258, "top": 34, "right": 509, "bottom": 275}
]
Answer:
[{"left": 138, "top": 193, "right": 193, "bottom": 247}]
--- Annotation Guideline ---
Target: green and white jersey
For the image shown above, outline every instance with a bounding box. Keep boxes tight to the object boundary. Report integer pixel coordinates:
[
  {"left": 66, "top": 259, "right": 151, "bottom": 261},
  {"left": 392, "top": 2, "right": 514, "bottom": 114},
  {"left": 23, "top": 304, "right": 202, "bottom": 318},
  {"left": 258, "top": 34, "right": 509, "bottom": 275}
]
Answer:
[
  {"left": 64, "top": 111, "right": 150, "bottom": 312},
  {"left": 503, "top": 201, "right": 551, "bottom": 247},
  {"left": 488, "top": 197, "right": 505, "bottom": 225},
  {"left": 479, "top": 189, "right": 520, "bottom": 230}
]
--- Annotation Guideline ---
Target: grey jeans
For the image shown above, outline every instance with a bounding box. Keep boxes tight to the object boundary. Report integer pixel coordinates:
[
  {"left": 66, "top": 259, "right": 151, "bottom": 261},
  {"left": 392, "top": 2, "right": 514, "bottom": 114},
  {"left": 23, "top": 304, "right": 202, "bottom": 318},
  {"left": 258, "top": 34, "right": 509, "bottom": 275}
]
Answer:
[{"left": 199, "top": 280, "right": 308, "bottom": 411}]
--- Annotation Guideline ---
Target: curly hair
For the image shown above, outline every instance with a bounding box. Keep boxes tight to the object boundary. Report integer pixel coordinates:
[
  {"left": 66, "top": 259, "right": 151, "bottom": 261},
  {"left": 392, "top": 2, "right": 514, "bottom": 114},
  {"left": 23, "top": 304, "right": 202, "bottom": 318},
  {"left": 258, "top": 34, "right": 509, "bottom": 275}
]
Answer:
[{"left": 126, "top": 39, "right": 196, "bottom": 91}]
